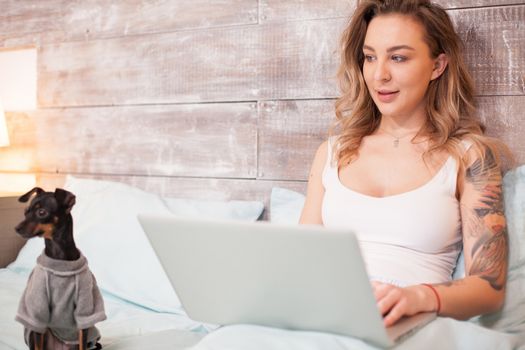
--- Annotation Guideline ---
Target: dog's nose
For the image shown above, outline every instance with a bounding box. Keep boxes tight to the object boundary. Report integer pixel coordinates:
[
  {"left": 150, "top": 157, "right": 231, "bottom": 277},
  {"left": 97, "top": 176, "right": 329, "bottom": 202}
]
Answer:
[{"left": 15, "top": 222, "right": 25, "bottom": 233}]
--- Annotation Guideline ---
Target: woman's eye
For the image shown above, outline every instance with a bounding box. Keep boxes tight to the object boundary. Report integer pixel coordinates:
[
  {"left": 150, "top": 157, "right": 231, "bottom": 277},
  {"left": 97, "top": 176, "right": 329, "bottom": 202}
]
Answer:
[
  {"left": 36, "top": 208, "right": 48, "bottom": 218},
  {"left": 392, "top": 55, "right": 406, "bottom": 62},
  {"left": 364, "top": 54, "right": 375, "bottom": 62}
]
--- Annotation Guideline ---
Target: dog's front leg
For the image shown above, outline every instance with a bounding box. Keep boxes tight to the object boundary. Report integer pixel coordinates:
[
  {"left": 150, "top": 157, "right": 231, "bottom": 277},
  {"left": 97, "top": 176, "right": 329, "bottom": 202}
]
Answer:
[{"left": 78, "top": 329, "right": 88, "bottom": 350}]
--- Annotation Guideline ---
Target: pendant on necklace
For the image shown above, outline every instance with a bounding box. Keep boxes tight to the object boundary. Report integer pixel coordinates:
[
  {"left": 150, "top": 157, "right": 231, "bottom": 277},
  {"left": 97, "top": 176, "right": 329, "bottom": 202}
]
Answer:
[{"left": 393, "top": 139, "right": 400, "bottom": 147}]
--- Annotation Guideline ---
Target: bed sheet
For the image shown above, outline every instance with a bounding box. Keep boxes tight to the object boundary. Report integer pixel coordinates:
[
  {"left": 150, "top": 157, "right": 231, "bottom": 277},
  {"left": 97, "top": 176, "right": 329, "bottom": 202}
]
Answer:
[
  {"left": 0, "top": 268, "right": 211, "bottom": 350},
  {"left": 191, "top": 319, "right": 525, "bottom": 350},
  {"left": 3, "top": 267, "right": 524, "bottom": 350}
]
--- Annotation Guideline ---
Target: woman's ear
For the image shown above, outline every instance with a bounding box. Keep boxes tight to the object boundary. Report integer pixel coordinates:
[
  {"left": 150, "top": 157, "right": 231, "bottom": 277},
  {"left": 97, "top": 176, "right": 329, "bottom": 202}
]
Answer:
[{"left": 430, "top": 53, "right": 448, "bottom": 80}]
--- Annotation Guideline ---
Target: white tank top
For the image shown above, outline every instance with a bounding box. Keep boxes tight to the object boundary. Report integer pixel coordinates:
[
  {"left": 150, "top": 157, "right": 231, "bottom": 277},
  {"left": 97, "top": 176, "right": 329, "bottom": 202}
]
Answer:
[{"left": 322, "top": 138, "right": 462, "bottom": 286}]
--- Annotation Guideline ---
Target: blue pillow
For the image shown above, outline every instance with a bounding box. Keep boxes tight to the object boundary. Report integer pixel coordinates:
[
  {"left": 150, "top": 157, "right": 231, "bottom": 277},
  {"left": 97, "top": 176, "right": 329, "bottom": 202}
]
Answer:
[
  {"left": 473, "top": 165, "right": 525, "bottom": 333},
  {"left": 269, "top": 187, "right": 305, "bottom": 224}
]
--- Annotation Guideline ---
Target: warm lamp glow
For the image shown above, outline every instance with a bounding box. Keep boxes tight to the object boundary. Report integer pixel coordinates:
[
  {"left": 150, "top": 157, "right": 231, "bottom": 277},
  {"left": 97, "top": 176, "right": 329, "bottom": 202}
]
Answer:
[
  {"left": 0, "top": 47, "right": 37, "bottom": 110},
  {"left": 0, "top": 104, "right": 8, "bottom": 147},
  {"left": 0, "top": 48, "right": 36, "bottom": 187},
  {"left": 0, "top": 47, "right": 36, "bottom": 149}
]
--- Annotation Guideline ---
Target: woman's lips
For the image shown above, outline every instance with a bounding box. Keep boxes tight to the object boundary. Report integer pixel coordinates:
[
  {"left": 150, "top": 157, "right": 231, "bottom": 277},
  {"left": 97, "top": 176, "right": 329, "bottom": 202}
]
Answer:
[{"left": 376, "top": 90, "right": 399, "bottom": 103}]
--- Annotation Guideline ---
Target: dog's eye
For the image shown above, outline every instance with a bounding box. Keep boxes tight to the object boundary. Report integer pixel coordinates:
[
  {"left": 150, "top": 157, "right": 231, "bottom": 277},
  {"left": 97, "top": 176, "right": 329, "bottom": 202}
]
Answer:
[{"left": 36, "top": 208, "right": 48, "bottom": 219}]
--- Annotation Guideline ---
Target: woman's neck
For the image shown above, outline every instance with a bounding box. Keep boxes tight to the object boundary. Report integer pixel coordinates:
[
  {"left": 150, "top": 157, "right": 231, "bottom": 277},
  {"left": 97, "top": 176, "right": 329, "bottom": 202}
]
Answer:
[
  {"left": 375, "top": 112, "right": 429, "bottom": 148},
  {"left": 378, "top": 112, "right": 427, "bottom": 134}
]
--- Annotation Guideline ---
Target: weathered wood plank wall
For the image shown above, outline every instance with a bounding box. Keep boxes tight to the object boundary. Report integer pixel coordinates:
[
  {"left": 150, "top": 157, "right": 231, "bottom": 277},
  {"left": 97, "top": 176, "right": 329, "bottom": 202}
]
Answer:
[{"left": 0, "top": 0, "right": 523, "bottom": 212}]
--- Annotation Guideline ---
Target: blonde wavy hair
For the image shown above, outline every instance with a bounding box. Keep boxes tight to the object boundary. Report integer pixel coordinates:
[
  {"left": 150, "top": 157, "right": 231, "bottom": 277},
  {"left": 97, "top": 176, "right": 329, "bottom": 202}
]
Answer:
[{"left": 332, "top": 0, "right": 510, "bottom": 173}]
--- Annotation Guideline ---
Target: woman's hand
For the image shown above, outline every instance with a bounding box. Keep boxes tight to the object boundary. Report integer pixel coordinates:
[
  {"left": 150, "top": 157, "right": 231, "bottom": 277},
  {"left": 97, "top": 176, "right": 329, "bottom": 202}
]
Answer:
[{"left": 371, "top": 281, "right": 439, "bottom": 327}]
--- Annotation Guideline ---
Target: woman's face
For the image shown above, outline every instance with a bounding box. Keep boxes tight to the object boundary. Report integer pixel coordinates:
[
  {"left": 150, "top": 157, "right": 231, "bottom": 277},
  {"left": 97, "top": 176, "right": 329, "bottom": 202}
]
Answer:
[{"left": 362, "top": 14, "right": 444, "bottom": 121}]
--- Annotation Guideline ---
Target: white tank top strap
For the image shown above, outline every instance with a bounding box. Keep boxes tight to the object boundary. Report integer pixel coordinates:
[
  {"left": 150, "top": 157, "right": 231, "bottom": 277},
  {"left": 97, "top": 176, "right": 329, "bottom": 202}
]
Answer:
[
  {"left": 442, "top": 139, "right": 474, "bottom": 196},
  {"left": 325, "top": 136, "right": 337, "bottom": 167},
  {"left": 461, "top": 139, "right": 474, "bottom": 152},
  {"left": 322, "top": 136, "right": 339, "bottom": 188},
  {"left": 436, "top": 156, "right": 458, "bottom": 197}
]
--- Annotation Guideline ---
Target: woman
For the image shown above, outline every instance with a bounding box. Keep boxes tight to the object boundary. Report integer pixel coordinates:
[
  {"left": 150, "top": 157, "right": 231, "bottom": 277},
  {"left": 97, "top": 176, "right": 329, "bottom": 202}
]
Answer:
[{"left": 300, "top": 0, "right": 509, "bottom": 327}]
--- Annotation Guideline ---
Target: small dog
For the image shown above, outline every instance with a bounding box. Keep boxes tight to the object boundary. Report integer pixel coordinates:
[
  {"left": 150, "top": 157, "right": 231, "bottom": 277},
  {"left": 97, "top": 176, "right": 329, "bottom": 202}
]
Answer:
[{"left": 14, "top": 187, "right": 106, "bottom": 350}]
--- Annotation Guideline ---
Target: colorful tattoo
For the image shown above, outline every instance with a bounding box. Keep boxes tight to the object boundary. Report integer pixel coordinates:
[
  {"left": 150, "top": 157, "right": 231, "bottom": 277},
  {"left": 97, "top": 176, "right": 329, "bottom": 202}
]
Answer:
[{"left": 465, "top": 151, "right": 508, "bottom": 291}]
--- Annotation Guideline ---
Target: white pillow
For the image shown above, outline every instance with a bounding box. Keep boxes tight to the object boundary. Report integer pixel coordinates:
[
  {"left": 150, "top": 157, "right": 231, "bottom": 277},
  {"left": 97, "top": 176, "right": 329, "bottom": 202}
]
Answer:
[
  {"left": 9, "top": 176, "right": 264, "bottom": 314},
  {"left": 503, "top": 166, "right": 525, "bottom": 271},
  {"left": 164, "top": 197, "right": 263, "bottom": 221},
  {"left": 10, "top": 176, "right": 182, "bottom": 313},
  {"left": 269, "top": 187, "right": 305, "bottom": 224}
]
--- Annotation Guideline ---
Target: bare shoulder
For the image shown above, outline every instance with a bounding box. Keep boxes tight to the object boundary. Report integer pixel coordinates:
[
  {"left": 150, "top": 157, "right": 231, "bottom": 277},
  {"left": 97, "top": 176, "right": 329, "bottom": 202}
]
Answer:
[
  {"left": 462, "top": 143, "right": 501, "bottom": 186},
  {"left": 299, "top": 140, "right": 329, "bottom": 225},
  {"left": 314, "top": 140, "right": 329, "bottom": 158},
  {"left": 311, "top": 140, "right": 329, "bottom": 172},
  {"left": 459, "top": 142, "right": 503, "bottom": 218}
]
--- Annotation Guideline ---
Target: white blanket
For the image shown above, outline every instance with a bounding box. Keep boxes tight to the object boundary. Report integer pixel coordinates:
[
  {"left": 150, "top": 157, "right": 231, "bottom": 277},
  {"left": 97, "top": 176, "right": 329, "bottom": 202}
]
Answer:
[
  {"left": 191, "top": 321, "right": 525, "bottom": 350},
  {"left": 0, "top": 269, "right": 208, "bottom": 350},
  {"left": 2, "top": 266, "right": 524, "bottom": 350}
]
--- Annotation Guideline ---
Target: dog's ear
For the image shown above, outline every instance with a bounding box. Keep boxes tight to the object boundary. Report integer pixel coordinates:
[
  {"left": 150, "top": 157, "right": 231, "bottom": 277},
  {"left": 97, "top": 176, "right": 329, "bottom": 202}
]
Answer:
[
  {"left": 54, "top": 188, "right": 76, "bottom": 214},
  {"left": 18, "top": 187, "right": 45, "bottom": 203}
]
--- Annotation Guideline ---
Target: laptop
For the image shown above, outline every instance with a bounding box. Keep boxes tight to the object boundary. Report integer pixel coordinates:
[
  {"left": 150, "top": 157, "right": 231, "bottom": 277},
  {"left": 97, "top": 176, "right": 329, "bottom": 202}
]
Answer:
[{"left": 138, "top": 215, "right": 436, "bottom": 348}]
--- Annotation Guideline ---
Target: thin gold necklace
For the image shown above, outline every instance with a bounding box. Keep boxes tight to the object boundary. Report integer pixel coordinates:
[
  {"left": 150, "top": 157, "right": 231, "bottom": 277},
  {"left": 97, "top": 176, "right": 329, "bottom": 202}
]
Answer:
[{"left": 379, "top": 128, "right": 419, "bottom": 148}]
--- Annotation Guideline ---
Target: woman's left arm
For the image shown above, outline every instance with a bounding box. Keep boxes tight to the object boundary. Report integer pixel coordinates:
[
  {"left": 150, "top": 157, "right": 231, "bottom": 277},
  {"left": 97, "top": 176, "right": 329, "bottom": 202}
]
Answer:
[
  {"left": 433, "top": 148, "right": 508, "bottom": 318},
  {"left": 375, "top": 149, "right": 508, "bottom": 326}
]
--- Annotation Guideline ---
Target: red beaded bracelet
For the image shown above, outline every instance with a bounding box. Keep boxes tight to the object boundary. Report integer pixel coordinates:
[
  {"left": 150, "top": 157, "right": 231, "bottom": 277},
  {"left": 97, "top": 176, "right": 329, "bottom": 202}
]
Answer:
[{"left": 422, "top": 283, "right": 441, "bottom": 314}]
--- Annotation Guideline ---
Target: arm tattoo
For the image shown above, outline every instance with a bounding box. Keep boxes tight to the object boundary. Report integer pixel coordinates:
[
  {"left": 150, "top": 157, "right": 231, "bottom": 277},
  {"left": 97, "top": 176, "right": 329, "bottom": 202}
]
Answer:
[{"left": 464, "top": 151, "right": 508, "bottom": 291}]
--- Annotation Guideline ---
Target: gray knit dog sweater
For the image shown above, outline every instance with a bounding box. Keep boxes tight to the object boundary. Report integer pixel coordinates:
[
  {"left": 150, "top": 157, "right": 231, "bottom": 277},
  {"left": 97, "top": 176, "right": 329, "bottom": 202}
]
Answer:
[{"left": 15, "top": 252, "right": 106, "bottom": 345}]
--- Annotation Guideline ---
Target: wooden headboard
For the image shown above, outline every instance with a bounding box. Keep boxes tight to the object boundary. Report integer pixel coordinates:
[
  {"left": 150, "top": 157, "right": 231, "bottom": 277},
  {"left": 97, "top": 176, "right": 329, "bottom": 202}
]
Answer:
[{"left": 0, "top": 1, "right": 523, "bottom": 212}]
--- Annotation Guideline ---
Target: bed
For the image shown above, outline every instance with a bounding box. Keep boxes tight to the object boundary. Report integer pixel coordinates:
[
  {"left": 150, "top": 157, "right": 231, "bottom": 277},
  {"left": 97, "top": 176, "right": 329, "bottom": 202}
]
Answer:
[{"left": 0, "top": 168, "right": 524, "bottom": 350}]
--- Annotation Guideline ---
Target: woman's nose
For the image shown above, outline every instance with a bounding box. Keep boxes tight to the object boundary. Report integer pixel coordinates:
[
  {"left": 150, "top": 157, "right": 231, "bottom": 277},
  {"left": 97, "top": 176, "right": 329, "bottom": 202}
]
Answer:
[{"left": 374, "top": 60, "right": 391, "bottom": 81}]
